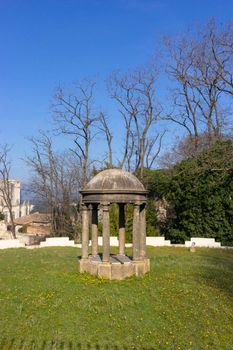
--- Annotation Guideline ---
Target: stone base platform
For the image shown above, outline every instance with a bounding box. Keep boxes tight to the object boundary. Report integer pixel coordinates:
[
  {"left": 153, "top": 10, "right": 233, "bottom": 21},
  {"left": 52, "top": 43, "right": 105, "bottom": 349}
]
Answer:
[{"left": 78, "top": 254, "right": 150, "bottom": 280}]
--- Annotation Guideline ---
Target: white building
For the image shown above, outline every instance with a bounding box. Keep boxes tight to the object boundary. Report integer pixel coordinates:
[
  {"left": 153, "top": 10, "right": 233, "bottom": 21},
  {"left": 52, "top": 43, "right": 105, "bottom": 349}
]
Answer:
[{"left": 0, "top": 180, "right": 33, "bottom": 223}]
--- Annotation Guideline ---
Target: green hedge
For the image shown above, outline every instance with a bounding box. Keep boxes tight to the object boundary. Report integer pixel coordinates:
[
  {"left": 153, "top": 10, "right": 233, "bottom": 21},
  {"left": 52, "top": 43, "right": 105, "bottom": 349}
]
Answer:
[{"left": 145, "top": 141, "right": 233, "bottom": 245}]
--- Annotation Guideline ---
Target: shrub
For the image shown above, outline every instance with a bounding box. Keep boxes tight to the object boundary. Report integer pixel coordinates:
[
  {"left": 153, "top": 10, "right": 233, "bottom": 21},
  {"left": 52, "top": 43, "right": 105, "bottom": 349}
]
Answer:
[
  {"left": 146, "top": 140, "right": 233, "bottom": 245},
  {"left": 18, "top": 224, "right": 27, "bottom": 233}
]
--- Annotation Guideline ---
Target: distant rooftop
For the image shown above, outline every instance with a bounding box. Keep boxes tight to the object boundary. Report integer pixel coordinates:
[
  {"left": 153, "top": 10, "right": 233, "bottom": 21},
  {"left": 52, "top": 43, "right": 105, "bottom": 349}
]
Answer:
[{"left": 15, "top": 212, "right": 51, "bottom": 225}]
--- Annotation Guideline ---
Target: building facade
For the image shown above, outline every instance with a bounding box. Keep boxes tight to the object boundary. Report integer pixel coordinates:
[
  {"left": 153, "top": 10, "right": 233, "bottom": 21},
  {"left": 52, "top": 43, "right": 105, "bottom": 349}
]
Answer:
[{"left": 0, "top": 180, "right": 33, "bottom": 223}]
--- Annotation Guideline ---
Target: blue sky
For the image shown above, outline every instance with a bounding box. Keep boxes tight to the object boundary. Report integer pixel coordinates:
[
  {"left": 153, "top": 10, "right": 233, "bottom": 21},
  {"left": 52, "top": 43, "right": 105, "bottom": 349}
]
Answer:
[{"left": 0, "top": 0, "right": 232, "bottom": 180}]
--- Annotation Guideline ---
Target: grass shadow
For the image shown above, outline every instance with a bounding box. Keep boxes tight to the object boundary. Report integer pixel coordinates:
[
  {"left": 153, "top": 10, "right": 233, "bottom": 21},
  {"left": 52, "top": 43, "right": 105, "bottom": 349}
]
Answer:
[{"left": 193, "top": 249, "right": 233, "bottom": 299}]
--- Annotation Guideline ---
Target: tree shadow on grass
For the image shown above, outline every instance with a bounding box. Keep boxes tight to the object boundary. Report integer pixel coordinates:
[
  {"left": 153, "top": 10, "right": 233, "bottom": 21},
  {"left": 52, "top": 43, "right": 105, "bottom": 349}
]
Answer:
[
  {"left": 193, "top": 250, "right": 233, "bottom": 299},
  {"left": 0, "top": 338, "right": 157, "bottom": 350}
]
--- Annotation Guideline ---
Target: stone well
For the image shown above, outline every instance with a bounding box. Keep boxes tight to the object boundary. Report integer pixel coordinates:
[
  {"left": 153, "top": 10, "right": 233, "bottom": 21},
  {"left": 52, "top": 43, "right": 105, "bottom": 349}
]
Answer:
[{"left": 78, "top": 169, "right": 150, "bottom": 280}]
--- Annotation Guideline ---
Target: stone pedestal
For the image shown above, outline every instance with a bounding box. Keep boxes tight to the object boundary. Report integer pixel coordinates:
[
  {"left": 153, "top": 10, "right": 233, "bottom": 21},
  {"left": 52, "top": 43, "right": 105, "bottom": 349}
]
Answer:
[
  {"left": 78, "top": 258, "right": 90, "bottom": 273},
  {"left": 133, "top": 258, "right": 150, "bottom": 276},
  {"left": 98, "top": 263, "right": 112, "bottom": 279},
  {"left": 78, "top": 255, "right": 150, "bottom": 280}
]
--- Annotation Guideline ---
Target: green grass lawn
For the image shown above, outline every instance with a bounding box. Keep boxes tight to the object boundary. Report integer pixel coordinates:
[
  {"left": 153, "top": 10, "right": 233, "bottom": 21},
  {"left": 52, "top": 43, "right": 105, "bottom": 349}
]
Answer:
[{"left": 0, "top": 246, "right": 233, "bottom": 350}]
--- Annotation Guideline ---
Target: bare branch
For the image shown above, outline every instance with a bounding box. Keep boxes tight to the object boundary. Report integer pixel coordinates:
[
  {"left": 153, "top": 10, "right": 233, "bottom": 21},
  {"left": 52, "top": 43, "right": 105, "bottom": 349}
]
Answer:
[{"left": 0, "top": 144, "right": 16, "bottom": 238}]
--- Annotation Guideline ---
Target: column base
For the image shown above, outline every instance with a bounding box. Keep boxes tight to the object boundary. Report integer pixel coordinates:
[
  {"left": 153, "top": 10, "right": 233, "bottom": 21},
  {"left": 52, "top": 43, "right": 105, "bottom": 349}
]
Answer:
[
  {"left": 133, "top": 258, "right": 150, "bottom": 276},
  {"left": 78, "top": 255, "right": 150, "bottom": 280}
]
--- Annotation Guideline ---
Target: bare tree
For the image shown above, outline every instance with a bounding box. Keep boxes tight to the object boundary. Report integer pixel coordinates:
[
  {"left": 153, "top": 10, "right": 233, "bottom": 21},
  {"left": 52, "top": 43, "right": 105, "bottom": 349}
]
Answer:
[
  {"left": 0, "top": 145, "right": 16, "bottom": 238},
  {"left": 25, "top": 132, "right": 80, "bottom": 238},
  {"left": 164, "top": 19, "right": 232, "bottom": 154},
  {"left": 208, "top": 19, "right": 233, "bottom": 96},
  {"left": 145, "top": 131, "right": 166, "bottom": 169},
  {"left": 108, "top": 65, "right": 163, "bottom": 178},
  {"left": 52, "top": 80, "right": 98, "bottom": 187},
  {"left": 98, "top": 112, "right": 113, "bottom": 168}
]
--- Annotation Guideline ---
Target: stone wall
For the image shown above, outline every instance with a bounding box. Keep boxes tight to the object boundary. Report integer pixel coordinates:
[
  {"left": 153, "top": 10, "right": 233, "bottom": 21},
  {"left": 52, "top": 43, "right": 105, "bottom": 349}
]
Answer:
[
  {"left": 0, "top": 221, "right": 11, "bottom": 239},
  {"left": 0, "top": 236, "right": 228, "bottom": 249},
  {"left": 27, "top": 224, "right": 51, "bottom": 235},
  {"left": 185, "top": 237, "right": 221, "bottom": 248},
  {"left": 98, "top": 236, "right": 119, "bottom": 246},
  {"left": 0, "top": 239, "right": 25, "bottom": 249},
  {"left": 17, "top": 233, "right": 48, "bottom": 246},
  {"left": 146, "top": 236, "right": 171, "bottom": 246},
  {"left": 40, "top": 237, "right": 75, "bottom": 247}
]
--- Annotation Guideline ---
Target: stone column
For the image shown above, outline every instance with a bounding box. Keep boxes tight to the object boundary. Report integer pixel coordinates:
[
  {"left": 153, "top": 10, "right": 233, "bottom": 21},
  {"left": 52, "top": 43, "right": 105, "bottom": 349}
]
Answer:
[
  {"left": 102, "top": 203, "right": 110, "bottom": 262},
  {"left": 118, "top": 203, "right": 125, "bottom": 255},
  {"left": 81, "top": 204, "right": 90, "bottom": 259},
  {"left": 91, "top": 204, "right": 98, "bottom": 257},
  {"left": 139, "top": 204, "right": 146, "bottom": 259},
  {"left": 133, "top": 203, "right": 140, "bottom": 260}
]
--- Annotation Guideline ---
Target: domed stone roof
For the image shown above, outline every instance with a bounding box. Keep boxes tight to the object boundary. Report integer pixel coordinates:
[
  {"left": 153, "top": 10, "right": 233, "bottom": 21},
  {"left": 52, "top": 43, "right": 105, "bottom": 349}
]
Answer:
[{"left": 84, "top": 168, "right": 145, "bottom": 192}]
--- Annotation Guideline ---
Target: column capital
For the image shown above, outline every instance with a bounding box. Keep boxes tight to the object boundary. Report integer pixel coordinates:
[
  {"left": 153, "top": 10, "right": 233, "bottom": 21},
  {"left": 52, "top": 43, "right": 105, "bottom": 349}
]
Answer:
[
  {"left": 102, "top": 202, "right": 110, "bottom": 211},
  {"left": 81, "top": 203, "right": 90, "bottom": 211},
  {"left": 133, "top": 202, "right": 141, "bottom": 209}
]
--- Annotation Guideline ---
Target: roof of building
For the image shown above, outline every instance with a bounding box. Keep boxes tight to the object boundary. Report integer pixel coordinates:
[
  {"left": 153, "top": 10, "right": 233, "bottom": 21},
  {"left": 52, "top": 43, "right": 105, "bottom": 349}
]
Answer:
[
  {"left": 84, "top": 168, "right": 146, "bottom": 192},
  {"left": 14, "top": 212, "right": 51, "bottom": 225}
]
